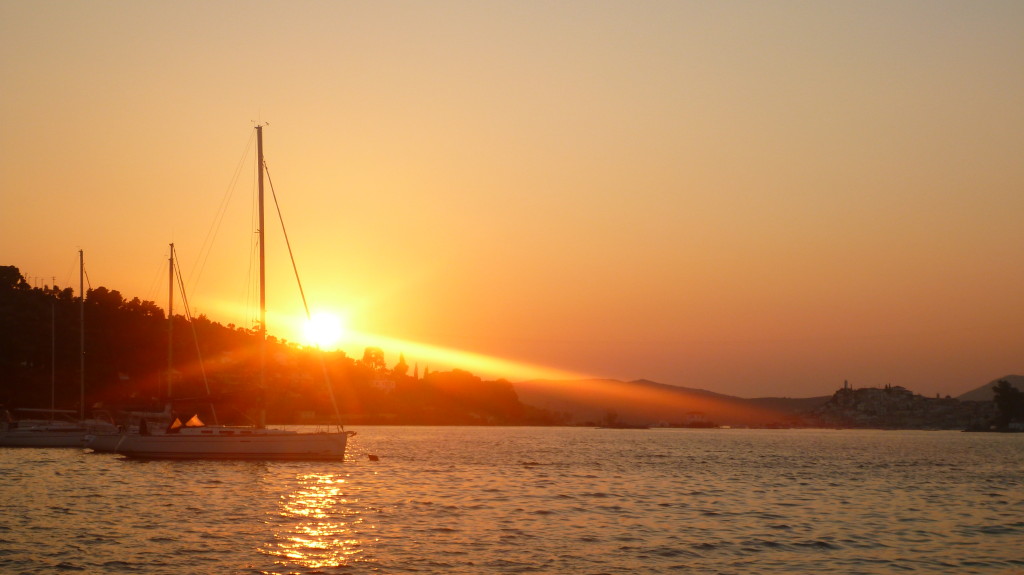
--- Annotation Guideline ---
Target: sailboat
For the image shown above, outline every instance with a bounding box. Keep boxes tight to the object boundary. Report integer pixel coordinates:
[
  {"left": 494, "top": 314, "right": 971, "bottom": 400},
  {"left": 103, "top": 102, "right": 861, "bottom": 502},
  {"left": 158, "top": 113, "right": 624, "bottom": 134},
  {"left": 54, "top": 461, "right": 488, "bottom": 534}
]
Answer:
[
  {"left": 0, "top": 251, "right": 119, "bottom": 447},
  {"left": 86, "top": 243, "right": 191, "bottom": 453},
  {"left": 89, "top": 125, "right": 352, "bottom": 460},
  {"left": 0, "top": 408, "right": 91, "bottom": 447}
]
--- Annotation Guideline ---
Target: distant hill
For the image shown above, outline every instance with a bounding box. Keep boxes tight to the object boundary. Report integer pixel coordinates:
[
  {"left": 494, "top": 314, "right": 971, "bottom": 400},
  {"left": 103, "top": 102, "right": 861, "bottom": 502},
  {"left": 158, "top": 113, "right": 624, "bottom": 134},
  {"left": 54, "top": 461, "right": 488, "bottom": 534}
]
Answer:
[
  {"left": 812, "top": 384, "right": 997, "bottom": 429},
  {"left": 957, "top": 375, "right": 1024, "bottom": 402},
  {"left": 513, "top": 378, "right": 830, "bottom": 427}
]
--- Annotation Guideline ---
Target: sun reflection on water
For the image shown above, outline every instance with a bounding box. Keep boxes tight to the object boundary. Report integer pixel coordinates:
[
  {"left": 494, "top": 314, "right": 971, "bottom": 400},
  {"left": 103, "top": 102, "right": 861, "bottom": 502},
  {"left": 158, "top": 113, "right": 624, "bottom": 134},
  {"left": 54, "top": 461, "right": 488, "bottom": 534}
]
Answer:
[{"left": 259, "top": 473, "right": 367, "bottom": 572}]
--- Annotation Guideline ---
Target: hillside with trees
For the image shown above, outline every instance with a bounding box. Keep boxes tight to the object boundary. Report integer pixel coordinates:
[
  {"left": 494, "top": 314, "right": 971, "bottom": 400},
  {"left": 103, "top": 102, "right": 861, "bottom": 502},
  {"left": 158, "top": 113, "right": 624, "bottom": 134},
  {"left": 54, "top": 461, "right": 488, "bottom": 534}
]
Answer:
[
  {"left": 0, "top": 265, "right": 557, "bottom": 426},
  {"left": 3, "top": 265, "right": 1016, "bottom": 430}
]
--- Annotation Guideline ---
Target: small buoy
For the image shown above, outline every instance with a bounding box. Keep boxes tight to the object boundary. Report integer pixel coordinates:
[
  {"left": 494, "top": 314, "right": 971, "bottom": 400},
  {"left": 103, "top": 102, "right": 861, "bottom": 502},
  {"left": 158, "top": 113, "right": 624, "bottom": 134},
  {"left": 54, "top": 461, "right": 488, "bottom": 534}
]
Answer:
[{"left": 367, "top": 454, "right": 379, "bottom": 461}]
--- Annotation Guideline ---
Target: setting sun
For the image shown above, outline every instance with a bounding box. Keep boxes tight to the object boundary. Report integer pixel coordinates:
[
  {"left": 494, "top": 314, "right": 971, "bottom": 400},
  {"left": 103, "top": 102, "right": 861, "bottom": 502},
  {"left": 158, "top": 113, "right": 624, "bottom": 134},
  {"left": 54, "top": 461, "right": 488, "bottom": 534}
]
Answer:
[{"left": 303, "top": 312, "right": 345, "bottom": 349}]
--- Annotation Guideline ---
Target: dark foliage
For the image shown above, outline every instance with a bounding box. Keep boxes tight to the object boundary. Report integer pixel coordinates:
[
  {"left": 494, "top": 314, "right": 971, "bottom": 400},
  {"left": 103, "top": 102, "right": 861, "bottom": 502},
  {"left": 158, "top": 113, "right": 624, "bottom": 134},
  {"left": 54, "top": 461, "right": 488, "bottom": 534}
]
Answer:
[
  {"left": 0, "top": 265, "right": 549, "bottom": 425},
  {"left": 992, "top": 380, "right": 1024, "bottom": 430}
]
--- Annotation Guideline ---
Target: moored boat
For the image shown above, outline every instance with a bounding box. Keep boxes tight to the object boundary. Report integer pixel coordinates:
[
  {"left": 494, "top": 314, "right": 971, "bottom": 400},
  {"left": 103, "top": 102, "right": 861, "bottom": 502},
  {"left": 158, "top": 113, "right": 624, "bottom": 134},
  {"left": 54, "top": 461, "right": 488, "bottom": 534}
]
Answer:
[
  {"left": 96, "top": 125, "right": 351, "bottom": 460},
  {"left": 102, "top": 421, "right": 349, "bottom": 460},
  {"left": 1, "top": 251, "right": 119, "bottom": 448},
  {"left": 1, "top": 408, "right": 117, "bottom": 448}
]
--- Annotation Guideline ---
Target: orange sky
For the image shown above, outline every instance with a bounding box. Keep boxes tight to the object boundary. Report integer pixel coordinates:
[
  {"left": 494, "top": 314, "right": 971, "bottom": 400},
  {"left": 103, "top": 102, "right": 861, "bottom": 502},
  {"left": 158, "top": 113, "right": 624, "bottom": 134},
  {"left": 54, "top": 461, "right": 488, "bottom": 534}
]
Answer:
[{"left": 2, "top": 1, "right": 1022, "bottom": 398}]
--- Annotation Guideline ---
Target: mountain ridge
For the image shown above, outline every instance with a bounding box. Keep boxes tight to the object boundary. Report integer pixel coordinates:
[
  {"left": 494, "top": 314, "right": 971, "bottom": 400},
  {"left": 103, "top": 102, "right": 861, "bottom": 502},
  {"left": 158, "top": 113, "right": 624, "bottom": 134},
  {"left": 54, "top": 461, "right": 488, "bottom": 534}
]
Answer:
[
  {"left": 513, "top": 378, "right": 831, "bottom": 427},
  {"left": 513, "top": 376, "right": 1012, "bottom": 427},
  {"left": 956, "top": 375, "right": 1023, "bottom": 402}
]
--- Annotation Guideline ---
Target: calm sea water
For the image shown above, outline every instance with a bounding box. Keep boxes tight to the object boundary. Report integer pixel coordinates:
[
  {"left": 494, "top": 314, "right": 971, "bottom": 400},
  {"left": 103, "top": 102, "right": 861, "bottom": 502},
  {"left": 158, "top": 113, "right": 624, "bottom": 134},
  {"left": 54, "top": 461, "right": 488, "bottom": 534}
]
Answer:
[{"left": 1, "top": 427, "right": 1021, "bottom": 574}]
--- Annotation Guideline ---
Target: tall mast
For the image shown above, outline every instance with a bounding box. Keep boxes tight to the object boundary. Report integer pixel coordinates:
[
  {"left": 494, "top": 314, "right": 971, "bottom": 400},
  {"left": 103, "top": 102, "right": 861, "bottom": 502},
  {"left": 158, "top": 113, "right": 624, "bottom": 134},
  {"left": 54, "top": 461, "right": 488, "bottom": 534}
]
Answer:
[
  {"left": 79, "top": 249, "right": 85, "bottom": 421},
  {"left": 167, "top": 243, "right": 174, "bottom": 400},
  {"left": 50, "top": 303, "right": 55, "bottom": 421},
  {"left": 256, "top": 125, "right": 267, "bottom": 428}
]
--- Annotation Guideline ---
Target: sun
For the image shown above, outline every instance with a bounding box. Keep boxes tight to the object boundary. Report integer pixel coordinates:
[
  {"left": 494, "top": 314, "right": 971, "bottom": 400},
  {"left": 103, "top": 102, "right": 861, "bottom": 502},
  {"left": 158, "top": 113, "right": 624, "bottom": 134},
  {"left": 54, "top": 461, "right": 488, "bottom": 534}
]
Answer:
[{"left": 302, "top": 311, "right": 346, "bottom": 349}]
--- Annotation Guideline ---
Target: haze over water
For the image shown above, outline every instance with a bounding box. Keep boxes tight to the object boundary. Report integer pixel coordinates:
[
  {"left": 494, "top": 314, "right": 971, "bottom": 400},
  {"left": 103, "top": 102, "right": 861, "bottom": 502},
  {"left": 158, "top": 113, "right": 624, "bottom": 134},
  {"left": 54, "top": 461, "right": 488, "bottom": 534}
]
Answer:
[{"left": 2, "top": 427, "right": 1021, "bottom": 573}]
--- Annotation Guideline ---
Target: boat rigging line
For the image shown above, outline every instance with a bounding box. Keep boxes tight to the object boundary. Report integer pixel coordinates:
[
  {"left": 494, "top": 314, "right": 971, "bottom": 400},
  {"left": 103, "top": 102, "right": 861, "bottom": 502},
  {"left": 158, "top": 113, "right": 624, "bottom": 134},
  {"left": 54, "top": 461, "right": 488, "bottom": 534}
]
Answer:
[
  {"left": 262, "top": 154, "right": 345, "bottom": 432},
  {"left": 169, "top": 243, "right": 218, "bottom": 425}
]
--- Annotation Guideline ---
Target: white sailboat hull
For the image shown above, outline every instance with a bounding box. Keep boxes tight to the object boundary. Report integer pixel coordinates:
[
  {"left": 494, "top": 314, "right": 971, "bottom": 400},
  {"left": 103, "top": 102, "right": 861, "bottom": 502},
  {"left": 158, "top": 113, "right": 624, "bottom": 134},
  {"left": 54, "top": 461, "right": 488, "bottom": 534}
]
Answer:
[
  {"left": 1, "top": 418, "right": 119, "bottom": 448},
  {"left": 85, "top": 432, "right": 130, "bottom": 452},
  {"left": 91, "top": 427, "right": 350, "bottom": 460},
  {"left": 0, "top": 425, "right": 88, "bottom": 447}
]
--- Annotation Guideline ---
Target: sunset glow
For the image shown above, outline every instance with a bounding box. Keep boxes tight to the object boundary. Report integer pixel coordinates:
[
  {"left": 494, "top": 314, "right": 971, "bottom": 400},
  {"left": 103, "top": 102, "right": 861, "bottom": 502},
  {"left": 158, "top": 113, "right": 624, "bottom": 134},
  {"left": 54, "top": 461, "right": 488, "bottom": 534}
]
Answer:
[
  {"left": 302, "top": 312, "right": 346, "bottom": 350},
  {"left": 2, "top": 1, "right": 1022, "bottom": 398},
  {"left": 338, "top": 329, "right": 590, "bottom": 382}
]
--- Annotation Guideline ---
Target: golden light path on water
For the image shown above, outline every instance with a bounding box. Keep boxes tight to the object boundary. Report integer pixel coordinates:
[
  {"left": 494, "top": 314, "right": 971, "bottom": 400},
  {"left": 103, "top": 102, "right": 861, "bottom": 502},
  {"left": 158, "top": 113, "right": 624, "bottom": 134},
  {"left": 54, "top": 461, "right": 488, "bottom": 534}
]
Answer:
[{"left": 262, "top": 473, "right": 365, "bottom": 571}]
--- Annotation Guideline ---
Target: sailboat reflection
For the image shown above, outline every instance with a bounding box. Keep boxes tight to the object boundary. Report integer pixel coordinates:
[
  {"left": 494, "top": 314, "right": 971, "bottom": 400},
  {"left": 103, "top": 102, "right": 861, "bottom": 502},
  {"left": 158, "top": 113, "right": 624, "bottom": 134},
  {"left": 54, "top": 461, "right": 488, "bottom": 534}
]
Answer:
[{"left": 260, "top": 473, "right": 366, "bottom": 571}]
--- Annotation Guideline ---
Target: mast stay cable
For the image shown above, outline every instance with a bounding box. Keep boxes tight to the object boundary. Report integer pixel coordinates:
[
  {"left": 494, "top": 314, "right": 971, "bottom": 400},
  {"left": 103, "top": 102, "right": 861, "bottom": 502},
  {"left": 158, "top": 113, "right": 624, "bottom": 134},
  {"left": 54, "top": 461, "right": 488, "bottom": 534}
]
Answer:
[
  {"left": 263, "top": 162, "right": 345, "bottom": 431},
  {"left": 171, "top": 243, "right": 219, "bottom": 425}
]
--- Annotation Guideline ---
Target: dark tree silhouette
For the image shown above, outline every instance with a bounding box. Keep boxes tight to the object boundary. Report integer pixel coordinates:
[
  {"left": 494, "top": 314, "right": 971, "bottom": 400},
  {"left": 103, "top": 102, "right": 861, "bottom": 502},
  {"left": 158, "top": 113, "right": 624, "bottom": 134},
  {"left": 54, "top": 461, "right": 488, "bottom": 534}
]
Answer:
[
  {"left": 393, "top": 353, "right": 409, "bottom": 377},
  {"left": 1, "top": 264, "right": 540, "bottom": 425},
  {"left": 360, "top": 347, "right": 387, "bottom": 373},
  {"left": 992, "top": 380, "right": 1024, "bottom": 431}
]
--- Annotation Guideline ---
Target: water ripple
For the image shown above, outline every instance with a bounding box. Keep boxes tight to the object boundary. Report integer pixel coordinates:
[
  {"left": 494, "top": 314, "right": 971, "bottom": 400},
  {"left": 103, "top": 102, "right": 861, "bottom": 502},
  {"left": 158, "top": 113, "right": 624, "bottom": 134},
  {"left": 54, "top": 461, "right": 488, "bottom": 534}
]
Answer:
[{"left": 1, "top": 428, "right": 1022, "bottom": 574}]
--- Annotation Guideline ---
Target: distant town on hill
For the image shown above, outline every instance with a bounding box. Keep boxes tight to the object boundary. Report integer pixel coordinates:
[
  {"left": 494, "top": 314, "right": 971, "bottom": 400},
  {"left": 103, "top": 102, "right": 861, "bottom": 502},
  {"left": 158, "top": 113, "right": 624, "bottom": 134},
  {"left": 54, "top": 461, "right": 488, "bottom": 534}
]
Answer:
[{"left": 2, "top": 265, "right": 1021, "bottom": 431}]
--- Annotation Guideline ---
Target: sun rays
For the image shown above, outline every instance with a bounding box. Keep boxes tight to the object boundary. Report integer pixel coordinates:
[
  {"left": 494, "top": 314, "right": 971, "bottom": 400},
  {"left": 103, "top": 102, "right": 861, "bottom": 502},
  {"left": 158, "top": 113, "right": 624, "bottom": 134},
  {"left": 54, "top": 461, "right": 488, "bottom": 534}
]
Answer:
[{"left": 337, "top": 330, "right": 589, "bottom": 382}]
